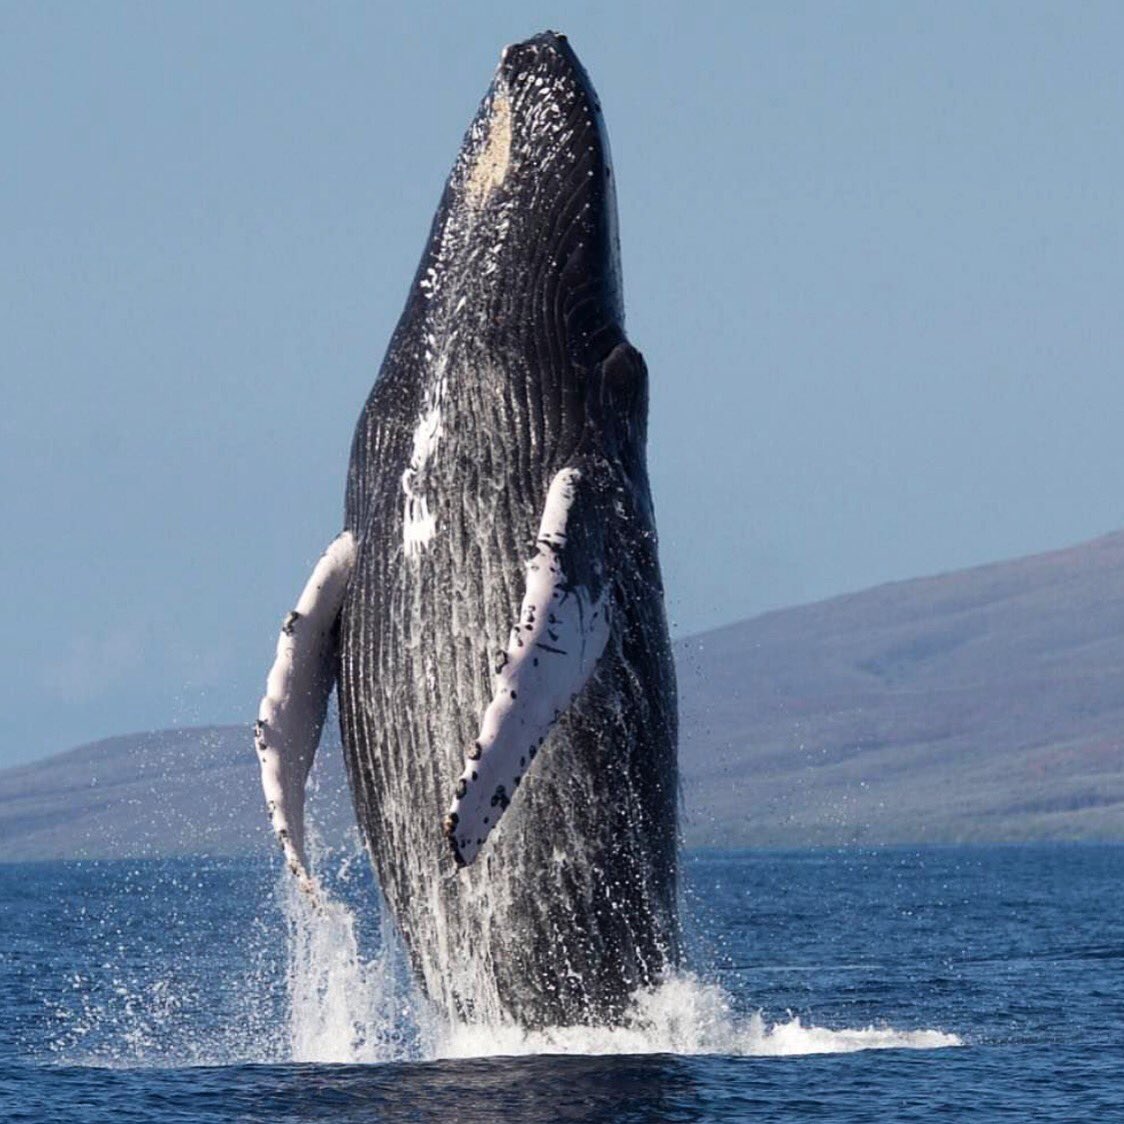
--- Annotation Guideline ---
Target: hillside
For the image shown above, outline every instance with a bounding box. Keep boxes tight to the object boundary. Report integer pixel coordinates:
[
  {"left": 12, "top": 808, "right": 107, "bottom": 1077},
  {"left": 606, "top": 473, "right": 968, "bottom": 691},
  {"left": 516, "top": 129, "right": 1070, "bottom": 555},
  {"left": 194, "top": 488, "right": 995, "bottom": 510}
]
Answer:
[
  {"left": 0, "top": 726, "right": 317, "bottom": 862},
  {"left": 678, "top": 530, "right": 1124, "bottom": 845},
  {"left": 2, "top": 532, "right": 1123, "bottom": 860}
]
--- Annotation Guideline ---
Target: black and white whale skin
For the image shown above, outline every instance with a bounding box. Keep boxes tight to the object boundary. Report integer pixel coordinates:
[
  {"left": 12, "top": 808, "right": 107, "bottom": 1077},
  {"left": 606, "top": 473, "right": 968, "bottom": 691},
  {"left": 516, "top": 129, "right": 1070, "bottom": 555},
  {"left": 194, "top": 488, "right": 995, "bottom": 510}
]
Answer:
[{"left": 256, "top": 31, "right": 678, "bottom": 1028}]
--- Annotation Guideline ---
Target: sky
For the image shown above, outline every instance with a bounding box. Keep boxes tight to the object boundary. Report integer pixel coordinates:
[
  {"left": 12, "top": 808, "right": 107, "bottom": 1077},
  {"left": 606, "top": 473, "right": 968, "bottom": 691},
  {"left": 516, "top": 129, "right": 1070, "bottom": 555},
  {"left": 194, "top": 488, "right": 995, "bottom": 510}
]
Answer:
[{"left": 3, "top": 2, "right": 1123, "bottom": 767}]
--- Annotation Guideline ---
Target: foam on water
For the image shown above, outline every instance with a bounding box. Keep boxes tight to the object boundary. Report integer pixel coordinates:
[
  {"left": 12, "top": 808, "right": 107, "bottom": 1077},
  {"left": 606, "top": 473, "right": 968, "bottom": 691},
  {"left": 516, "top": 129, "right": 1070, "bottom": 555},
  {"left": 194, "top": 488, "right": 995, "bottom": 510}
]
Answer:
[
  {"left": 432, "top": 978, "right": 960, "bottom": 1059},
  {"left": 282, "top": 851, "right": 962, "bottom": 1063}
]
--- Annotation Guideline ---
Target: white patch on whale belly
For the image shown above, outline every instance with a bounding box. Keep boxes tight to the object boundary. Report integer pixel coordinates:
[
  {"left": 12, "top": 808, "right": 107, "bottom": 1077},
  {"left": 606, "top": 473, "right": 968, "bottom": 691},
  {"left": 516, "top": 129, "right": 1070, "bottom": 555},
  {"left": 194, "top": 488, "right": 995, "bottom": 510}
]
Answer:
[
  {"left": 401, "top": 345, "right": 449, "bottom": 557},
  {"left": 402, "top": 490, "right": 436, "bottom": 555},
  {"left": 401, "top": 405, "right": 443, "bottom": 555},
  {"left": 444, "top": 468, "right": 611, "bottom": 867},
  {"left": 256, "top": 531, "right": 356, "bottom": 891}
]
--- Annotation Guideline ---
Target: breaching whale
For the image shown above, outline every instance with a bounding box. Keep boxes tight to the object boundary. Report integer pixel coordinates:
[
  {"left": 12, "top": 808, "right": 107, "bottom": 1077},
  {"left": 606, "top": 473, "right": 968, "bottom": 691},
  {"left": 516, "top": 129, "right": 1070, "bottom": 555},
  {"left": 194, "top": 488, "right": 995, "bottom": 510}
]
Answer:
[{"left": 256, "top": 30, "right": 678, "bottom": 1027}]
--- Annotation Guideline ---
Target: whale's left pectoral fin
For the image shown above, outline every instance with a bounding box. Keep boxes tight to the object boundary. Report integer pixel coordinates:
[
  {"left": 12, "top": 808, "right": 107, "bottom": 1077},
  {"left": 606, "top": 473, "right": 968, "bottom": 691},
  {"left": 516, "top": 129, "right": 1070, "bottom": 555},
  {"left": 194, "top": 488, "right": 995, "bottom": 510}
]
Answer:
[
  {"left": 445, "top": 467, "right": 611, "bottom": 867},
  {"left": 255, "top": 531, "right": 357, "bottom": 891}
]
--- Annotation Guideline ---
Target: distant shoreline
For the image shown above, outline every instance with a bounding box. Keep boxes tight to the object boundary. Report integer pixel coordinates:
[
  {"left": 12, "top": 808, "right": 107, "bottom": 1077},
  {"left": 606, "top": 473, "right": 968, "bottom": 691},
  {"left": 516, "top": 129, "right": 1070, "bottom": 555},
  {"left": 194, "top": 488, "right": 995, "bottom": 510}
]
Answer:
[{"left": 4, "top": 530, "right": 1124, "bottom": 861}]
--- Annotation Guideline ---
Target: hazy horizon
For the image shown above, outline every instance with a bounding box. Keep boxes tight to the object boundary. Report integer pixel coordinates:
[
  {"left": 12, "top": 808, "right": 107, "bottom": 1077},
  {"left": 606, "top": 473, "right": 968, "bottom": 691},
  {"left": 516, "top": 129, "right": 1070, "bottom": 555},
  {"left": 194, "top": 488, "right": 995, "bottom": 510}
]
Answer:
[{"left": 4, "top": 3, "right": 1124, "bottom": 765}]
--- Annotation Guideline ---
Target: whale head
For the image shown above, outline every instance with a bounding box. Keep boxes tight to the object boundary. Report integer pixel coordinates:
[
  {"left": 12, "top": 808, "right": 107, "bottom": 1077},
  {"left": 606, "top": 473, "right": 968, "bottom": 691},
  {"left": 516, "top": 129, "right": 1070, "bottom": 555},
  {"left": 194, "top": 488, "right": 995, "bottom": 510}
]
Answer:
[
  {"left": 346, "top": 32, "right": 650, "bottom": 542},
  {"left": 410, "top": 32, "right": 625, "bottom": 376}
]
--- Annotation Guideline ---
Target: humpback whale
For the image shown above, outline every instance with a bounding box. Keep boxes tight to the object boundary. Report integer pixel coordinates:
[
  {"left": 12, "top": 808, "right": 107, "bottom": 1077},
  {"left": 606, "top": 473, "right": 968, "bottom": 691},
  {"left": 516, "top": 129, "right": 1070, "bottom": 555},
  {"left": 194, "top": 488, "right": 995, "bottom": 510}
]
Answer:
[{"left": 257, "top": 30, "right": 678, "bottom": 1027}]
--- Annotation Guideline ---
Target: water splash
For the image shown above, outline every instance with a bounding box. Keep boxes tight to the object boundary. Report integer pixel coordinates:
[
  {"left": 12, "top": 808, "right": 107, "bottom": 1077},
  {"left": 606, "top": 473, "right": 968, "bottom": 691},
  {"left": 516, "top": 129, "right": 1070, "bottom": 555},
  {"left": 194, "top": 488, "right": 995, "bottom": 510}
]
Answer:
[
  {"left": 283, "top": 845, "right": 962, "bottom": 1063},
  {"left": 282, "top": 870, "right": 421, "bottom": 1063},
  {"left": 38, "top": 842, "right": 961, "bottom": 1067},
  {"left": 432, "top": 977, "right": 961, "bottom": 1058},
  {"left": 40, "top": 860, "right": 287, "bottom": 1068}
]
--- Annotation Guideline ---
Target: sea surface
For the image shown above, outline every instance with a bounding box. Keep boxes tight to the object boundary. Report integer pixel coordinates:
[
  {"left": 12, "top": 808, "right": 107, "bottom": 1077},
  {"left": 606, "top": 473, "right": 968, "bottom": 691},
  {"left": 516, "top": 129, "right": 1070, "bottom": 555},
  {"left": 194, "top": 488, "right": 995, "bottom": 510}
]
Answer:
[{"left": 1, "top": 845, "right": 1120, "bottom": 1122}]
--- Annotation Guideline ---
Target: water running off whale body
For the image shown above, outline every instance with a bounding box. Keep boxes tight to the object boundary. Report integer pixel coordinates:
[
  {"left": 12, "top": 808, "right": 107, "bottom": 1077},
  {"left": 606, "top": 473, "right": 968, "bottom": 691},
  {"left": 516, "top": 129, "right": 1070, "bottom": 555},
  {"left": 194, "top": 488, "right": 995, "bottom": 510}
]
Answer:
[{"left": 257, "top": 28, "right": 677, "bottom": 1031}]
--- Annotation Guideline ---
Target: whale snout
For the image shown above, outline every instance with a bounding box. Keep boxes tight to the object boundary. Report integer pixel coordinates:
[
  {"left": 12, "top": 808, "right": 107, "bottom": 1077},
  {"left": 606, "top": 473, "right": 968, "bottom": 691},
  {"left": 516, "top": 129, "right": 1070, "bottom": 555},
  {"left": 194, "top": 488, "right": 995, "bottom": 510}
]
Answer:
[
  {"left": 498, "top": 30, "right": 576, "bottom": 83},
  {"left": 495, "top": 30, "right": 602, "bottom": 125}
]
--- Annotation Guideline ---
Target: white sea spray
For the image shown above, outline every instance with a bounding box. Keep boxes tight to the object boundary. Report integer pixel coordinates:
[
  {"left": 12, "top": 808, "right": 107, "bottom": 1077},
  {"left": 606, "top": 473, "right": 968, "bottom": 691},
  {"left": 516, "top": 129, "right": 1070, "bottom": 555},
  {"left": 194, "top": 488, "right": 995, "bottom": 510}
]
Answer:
[{"left": 281, "top": 837, "right": 962, "bottom": 1064}]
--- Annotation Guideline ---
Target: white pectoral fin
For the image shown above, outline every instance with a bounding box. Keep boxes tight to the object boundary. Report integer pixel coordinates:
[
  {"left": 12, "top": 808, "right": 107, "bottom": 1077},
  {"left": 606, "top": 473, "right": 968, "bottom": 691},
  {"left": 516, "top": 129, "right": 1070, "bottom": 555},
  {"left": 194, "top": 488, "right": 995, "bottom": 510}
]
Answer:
[
  {"left": 255, "top": 531, "right": 357, "bottom": 890},
  {"left": 444, "top": 468, "right": 611, "bottom": 867}
]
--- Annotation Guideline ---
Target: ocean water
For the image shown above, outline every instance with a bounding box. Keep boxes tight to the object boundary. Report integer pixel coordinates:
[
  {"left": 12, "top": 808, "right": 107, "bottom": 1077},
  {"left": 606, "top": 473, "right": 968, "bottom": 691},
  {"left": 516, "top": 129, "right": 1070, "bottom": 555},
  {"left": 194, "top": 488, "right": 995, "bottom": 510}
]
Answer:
[{"left": 1, "top": 845, "right": 1120, "bottom": 1121}]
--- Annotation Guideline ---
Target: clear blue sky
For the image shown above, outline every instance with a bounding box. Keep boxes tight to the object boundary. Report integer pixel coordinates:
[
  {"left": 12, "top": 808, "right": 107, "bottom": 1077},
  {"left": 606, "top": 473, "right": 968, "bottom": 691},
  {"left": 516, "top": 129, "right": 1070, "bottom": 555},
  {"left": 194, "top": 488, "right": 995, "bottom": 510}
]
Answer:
[{"left": 3, "top": 2, "right": 1123, "bottom": 766}]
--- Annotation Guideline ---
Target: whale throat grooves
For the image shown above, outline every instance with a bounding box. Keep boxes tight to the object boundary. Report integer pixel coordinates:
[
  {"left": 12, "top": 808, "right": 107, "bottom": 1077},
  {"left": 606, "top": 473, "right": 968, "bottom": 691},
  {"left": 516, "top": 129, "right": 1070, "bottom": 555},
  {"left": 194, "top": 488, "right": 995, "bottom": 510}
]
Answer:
[{"left": 324, "top": 31, "right": 679, "bottom": 1028}]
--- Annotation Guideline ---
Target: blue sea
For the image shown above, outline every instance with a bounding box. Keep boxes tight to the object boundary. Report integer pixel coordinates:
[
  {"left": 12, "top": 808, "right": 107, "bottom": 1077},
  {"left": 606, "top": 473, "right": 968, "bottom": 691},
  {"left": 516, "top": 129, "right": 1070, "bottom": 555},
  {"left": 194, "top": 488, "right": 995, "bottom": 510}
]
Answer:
[{"left": 1, "top": 845, "right": 1120, "bottom": 1122}]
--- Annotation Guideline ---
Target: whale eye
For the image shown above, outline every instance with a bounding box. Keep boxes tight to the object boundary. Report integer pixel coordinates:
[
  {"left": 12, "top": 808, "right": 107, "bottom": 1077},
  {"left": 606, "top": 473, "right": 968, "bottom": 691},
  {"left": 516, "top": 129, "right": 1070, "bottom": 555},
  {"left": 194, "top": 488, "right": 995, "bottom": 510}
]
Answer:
[
  {"left": 599, "top": 342, "right": 646, "bottom": 409},
  {"left": 588, "top": 341, "right": 647, "bottom": 443}
]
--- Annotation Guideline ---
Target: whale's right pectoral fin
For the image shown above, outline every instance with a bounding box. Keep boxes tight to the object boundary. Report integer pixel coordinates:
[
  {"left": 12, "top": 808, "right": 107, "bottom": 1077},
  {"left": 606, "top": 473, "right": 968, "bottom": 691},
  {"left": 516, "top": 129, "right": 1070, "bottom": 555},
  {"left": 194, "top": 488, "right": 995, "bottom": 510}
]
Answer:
[
  {"left": 255, "top": 531, "right": 357, "bottom": 892},
  {"left": 444, "top": 467, "right": 611, "bottom": 867}
]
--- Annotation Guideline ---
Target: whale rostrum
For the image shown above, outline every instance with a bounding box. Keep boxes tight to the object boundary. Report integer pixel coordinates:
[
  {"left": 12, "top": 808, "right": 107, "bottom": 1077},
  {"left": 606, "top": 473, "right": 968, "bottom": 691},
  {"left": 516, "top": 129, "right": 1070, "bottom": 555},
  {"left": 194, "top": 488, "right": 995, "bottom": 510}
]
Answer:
[{"left": 258, "top": 31, "right": 679, "bottom": 1027}]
